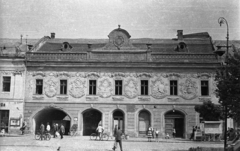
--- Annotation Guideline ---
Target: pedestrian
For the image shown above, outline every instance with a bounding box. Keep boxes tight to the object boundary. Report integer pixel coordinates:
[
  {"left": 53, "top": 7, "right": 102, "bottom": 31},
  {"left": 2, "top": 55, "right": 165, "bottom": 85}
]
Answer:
[
  {"left": 20, "top": 121, "right": 27, "bottom": 135},
  {"left": 53, "top": 123, "right": 58, "bottom": 138},
  {"left": 112, "top": 125, "right": 118, "bottom": 149},
  {"left": 60, "top": 124, "right": 65, "bottom": 139},
  {"left": 112, "top": 126, "right": 123, "bottom": 151},
  {"left": 96, "top": 124, "right": 104, "bottom": 140},
  {"left": 152, "top": 128, "right": 155, "bottom": 138},
  {"left": 40, "top": 123, "right": 45, "bottom": 140},
  {"left": 190, "top": 126, "right": 195, "bottom": 140},
  {"left": 172, "top": 127, "right": 176, "bottom": 138},
  {"left": 147, "top": 125, "right": 153, "bottom": 142},
  {"left": 155, "top": 129, "right": 159, "bottom": 142},
  {"left": 46, "top": 122, "right": 51, "bottom": 134}
]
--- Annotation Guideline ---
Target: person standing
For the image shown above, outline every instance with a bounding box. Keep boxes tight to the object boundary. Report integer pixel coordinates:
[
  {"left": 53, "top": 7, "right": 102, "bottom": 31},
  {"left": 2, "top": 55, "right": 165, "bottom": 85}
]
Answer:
[
  {"left": 96, "top": 124, "right": 104, "bottom": 140},
  {"left": 20, "top": 121, "right": 27, "bottom": 135},
  {"left": 190, "top": 126, "right": 195, "bottom": 140},
  {"left": 60, "top": 124, "right": 65, "bottom": 139},
  {"left": 147, "top": 125, "right": 153, "bottom": 142},
  {"left": 172, "top": 127, "right": 176, "bottom": 138},
  {"left": 112, "top": 125, "right": 118, "bottom": 150},
  {"left": 155, "top": 129, "right": 159, "bottom": 142},
  {"left": 112, "top": 127, "right": 123, "bottom": 151},
  {"left": 40, "top": 123, "right": 45, "bottom": 140},
  {"left": 46, "top": 122, "right": 50, "bottom": 134}
]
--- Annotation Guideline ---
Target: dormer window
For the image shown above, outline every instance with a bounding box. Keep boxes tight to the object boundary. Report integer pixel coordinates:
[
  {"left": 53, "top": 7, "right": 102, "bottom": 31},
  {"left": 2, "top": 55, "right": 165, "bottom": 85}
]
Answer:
[
  {"left": 179, "top": 42, "right": 187, "bottom": 49},
  {"left": 175, "top": 42, "right": 188, "bottom": 52},
  {"left": 61, "top": 42, "right": 72, "bottom": 51}
]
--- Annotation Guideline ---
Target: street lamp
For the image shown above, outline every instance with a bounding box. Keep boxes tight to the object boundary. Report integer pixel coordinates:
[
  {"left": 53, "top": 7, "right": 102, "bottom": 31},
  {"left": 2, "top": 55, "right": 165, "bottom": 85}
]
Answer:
[{"left": 217, "top": 17, "right": 229, "bottom": 151}]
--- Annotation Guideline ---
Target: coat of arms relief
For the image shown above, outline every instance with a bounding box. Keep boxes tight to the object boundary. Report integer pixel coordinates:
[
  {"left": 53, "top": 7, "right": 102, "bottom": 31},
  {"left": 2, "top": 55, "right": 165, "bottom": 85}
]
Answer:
[
  {"left": 179, "top": 78, "right": 198, "bottom": 100},
  {"left": 44, "top": 79, "right": 57, "bottom": 98},
  {"left": 151, "top": 78, "right": 168, "bottom": 99},
  {"left": 124, "top": 79, "right": 138, "bottom": 99},
  {"left": 98, "top": 79, "right": 113, "bottom": 98},
  {"left": 69, "top": 78, "right": 86, "bottom": 98}
]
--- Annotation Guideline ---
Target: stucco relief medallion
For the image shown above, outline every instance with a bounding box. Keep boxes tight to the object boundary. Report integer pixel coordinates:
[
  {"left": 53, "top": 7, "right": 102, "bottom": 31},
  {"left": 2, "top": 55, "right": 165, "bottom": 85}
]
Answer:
[
  {"left": 151, "top": 78, "right": 168, "bottom": 99},
  {"left": 179, "top": 78, "right": 198, "bottom": 100},
  {"left": 113, "top": 36, "right": 124, "bottom": 49},
  {"left": 44, "top": 79, "right": 57, "bottom": 98},
  {"left": 98, "top": 79, "right": 113, "bottom": 98},
  {"left": 124, "top": 79, "right": 138, "bottom": 99},
  {"left": 69, "top": 78, "right": 86, "bottom": 98}
]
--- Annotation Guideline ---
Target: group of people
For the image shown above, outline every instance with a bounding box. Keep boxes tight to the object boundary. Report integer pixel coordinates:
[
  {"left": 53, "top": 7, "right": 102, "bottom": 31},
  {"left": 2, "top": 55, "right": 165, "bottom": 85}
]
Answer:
[
  {"left": 39, "top": 122, "right": 65, "bottom": 140},
  {"left": 146, "top": 125, "right": 162, "bottom": 142}
]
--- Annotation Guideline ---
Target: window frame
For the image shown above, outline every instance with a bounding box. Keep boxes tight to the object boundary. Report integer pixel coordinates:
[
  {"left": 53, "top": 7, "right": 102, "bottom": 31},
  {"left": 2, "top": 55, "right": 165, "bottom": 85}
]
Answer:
[
  {"left": 89, "top": 80, "right": 97, "bottom": 95},
  {"left": 60, "top": 79, "right": 68, "bottom": 95},
  {"left": 170, "top": 80, "right": 178, "bottom": 96},
  {"left": 115, "top": 80, "right": 123, "bottom": 95},
  {"left": 35, "top": 79, "right": 43, "bottom": 95},
  {"left": 2, "top": 76, "right": 11, "bottom": 92},
  {"left": 201, "top": 80, "right": 209, "bottom": 96},
  {"left": 140, "top": 80, "right": 149, "bottom": 96}
]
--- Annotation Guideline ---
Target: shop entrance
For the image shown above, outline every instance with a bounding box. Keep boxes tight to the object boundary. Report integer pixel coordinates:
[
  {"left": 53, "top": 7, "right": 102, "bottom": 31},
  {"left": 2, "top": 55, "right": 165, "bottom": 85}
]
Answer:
[
  {"left": 113, "top": 110, "right": 124, "bottom": 133},
  {"left": 83, "top": 109, "right": 102, "bottom": 136},
  {"left": 33, "top": 107, "right": 71, "bottom": 135},
  {"left": 0, "top": 110, "right": 9, "bottom": 133},
  {"left": 165, "top": 110, "right": 185, "bottom": 138},
  {"left": 138, "top": 110, "right": 151, "bottom": 135}
]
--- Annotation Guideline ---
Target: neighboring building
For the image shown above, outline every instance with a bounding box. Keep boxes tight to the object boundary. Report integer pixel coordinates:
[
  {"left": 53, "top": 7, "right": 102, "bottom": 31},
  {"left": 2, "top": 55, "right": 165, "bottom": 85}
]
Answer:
[{"left": 24, "top": 27, "right": 220, "bottom": 138}]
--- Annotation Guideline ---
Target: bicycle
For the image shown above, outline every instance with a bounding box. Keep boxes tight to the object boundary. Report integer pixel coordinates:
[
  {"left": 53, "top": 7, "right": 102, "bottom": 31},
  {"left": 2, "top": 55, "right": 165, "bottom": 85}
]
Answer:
[
  {"left": 35, "top": 131, "right": 51, "bottom": 141},
  {"left": 90, "top": 132, "right": 109, "bottom": 141}
]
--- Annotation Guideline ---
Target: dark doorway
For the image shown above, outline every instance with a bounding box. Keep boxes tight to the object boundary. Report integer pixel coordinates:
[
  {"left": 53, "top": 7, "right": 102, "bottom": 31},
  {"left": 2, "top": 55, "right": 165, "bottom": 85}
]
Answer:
[
  {"left": 83, "top": 109, "right": 102, "bottom": 136},
  {"left": 0, "top": 110, "right": 9, "bottom": 133},
  {"left": 113, "top": 110, "right": 124, "bottom": 133},
  {"left": 33, "top": 107, "right": 71, "bottom": 135},
  {"left": 165, "top": 110, "right": 185, "bottom": 138},
  {"left": 138, "top": 110, "right": 151, "bottom": 135}
]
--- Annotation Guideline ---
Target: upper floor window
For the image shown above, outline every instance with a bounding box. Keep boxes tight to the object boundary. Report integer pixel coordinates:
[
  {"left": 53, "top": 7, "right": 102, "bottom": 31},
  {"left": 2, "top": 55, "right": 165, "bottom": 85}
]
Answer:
[
  {"left": 170, "top": 80, "right": 178, "bottom": 95},
  {"left": 60, "top": 80, "right": 67, "bottom": 95},
  {"left": 201, "top": 81, "right": 209, "bottom": 96},
  {"left": 141, "top": 80, "right": 148, "bottom": 95},
  {"left": 2, "top": 76, "right": 11, "bottom": 92},
  {"left": 89, "top": 80, "right": 96, "bottom": 95},
  {"left": 115, "top": 80, "right": 122, "bottom": 95},
  {"left": 36, "top": 79, "right": 43, "bottom": 94}
]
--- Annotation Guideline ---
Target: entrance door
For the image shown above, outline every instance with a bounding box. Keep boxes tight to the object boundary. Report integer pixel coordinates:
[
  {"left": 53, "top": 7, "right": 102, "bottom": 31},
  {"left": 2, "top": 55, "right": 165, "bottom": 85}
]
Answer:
[
  {"left": 138, "top": 110, "right": 150, "bottom": 135},
  {"left": 0, "top": 110, "right": 9, "bottom": 133},
  {"left": 83, "top": 109, "right": 102, "bottom": 136},
  {"left": 113, "top": 110, "right": 124, "bottom": 133},
  {"left": 165, "top": 110, "right": 185, "bottom": 138}
]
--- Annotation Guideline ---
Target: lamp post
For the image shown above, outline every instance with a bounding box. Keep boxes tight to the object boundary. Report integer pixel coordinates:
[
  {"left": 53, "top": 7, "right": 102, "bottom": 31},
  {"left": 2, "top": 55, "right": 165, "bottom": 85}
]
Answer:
[{"left": 218, "top": 17, "right": 229, "bottom": 151}]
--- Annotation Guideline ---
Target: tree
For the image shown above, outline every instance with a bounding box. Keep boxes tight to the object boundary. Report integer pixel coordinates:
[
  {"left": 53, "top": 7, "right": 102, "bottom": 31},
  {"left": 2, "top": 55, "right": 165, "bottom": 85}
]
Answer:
[
  {"left": 215, "top": 51, "right": 240, "bottom": 123},
  {"left": 195, "top": 101, "right": 223, "bottom": 121}
]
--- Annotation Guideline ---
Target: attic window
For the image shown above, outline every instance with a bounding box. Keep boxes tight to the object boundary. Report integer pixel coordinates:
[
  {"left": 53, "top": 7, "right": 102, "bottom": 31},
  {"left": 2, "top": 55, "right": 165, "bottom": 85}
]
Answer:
[
  {"left": 178, "top": 42, "right": 187, "bottom": 49},
  {"left": 64, "top": 43, "right": 68, "bottom": 49},
  {"left": 61, "top": 42, "right": 72, "bottom": 51}
]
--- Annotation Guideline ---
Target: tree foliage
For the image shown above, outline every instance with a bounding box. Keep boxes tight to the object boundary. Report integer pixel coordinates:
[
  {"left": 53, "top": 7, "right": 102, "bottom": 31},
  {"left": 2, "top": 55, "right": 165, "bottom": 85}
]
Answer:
[
  {"left": 195, "top": 101, "right": 223, "bottom": 121},
  {"left": 215, "top": 52, "right": 240, "bottom": 123}
]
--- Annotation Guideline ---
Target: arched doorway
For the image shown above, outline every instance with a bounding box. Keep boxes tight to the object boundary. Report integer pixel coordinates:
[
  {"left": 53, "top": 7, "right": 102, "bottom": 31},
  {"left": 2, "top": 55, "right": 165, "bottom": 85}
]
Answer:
[
  {"left": 138, "top": 110, "right": 151, "bottom": 135},
  {"left": 165, "top": 110, "right": 185, "bottom": 138},
  {"left": 33, "top": 107, "right": 71, "bottom": 135},
  {"left": 82, "top": 109, "right": 102, "bottom": 136},
  {"left": 113, "top": 110, "right": 124, "bottom": 133}
]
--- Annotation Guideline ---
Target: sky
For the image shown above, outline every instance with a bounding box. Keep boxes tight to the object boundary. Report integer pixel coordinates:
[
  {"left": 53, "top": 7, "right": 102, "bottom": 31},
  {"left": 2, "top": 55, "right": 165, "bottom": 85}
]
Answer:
[{"left": 0, "top": 0, "right": 239, "bottom": 40}]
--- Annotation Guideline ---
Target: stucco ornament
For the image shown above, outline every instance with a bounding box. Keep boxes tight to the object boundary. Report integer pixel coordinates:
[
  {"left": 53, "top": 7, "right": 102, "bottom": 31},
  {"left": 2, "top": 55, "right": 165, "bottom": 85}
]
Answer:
[
  {"left": 179, "top": 78, "right": 198, "bottom": 100},
  {"left": 124, "top": 79, "right": 138, "bottom": 99},
  {"left": 69, "top": 78, "right": 86, "bottom": 98},
  {"left": 44, "top": 79, "right": 57, "bottom": 98},
  {"left": 98, "top": 79, "right": 113, "bottom": 98},
  {"left": 151, "top": 78, "right": 168, "bottom": 99},
  {"left": 28, "top": 79, "right": 34, "bottom": 95}
]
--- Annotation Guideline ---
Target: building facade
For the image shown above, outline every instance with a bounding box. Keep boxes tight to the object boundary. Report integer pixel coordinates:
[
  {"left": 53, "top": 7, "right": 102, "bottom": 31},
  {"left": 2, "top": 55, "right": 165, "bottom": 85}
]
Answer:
[
  {"left": 0, "top": 43, "right": 26, "bottom": 133},
  {"left": 24, "top": 27, "right": 220, "bottom": 138}
]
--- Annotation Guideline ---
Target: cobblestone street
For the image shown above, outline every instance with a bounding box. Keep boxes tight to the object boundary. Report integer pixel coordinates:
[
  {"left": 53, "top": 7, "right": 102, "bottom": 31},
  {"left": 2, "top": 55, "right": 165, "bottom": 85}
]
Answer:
[{"left": 0, "top": 135, "right": 223, "bottom": 151}]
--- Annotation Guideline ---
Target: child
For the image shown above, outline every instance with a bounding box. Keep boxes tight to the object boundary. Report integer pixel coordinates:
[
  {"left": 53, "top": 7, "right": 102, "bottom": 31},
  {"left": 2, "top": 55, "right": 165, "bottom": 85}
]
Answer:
[
  {"left": 165, "top": 133, "right": 170, "bottom": 139},
  {"left": 155, "top": 129, "right": 159, "bottom": 142}
]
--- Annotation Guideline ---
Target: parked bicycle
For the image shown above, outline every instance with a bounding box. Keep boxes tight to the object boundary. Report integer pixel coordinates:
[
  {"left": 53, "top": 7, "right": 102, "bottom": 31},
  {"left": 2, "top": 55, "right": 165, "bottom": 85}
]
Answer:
[
  {"left": 90, "top": 132, "right": 109, "bottom": 141},
  {"left": 35, "top": 130, "right": 51, "bottom": 140}
]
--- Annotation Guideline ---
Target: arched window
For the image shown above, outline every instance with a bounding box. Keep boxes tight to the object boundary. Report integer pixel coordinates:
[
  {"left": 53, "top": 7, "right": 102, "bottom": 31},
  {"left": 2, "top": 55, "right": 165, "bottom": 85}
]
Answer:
[{"left": 138, "top": 110, "right": 151, "bottom": 134}]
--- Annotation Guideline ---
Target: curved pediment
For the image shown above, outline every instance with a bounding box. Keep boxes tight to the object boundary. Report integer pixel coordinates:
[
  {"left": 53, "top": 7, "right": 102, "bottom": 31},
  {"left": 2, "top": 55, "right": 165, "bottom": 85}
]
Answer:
[{"left": 100, "top": 25, "right": 137, "bottom": 50}]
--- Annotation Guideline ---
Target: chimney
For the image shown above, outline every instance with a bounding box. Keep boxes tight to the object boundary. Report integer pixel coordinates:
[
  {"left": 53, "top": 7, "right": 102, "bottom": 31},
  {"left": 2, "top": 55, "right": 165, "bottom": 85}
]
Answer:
[
  {"left": 51, "top": 33, "right": 55, "bottom": 39},
  {"left": 177, "top": 30, "right": 183, "bottom": 40}
]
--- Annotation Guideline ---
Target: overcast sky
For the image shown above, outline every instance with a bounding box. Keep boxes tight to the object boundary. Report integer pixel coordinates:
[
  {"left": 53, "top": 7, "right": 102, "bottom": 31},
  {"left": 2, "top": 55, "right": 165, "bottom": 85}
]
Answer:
[{"left": 0, "top": 0, "right": 239, "bottom": 40}]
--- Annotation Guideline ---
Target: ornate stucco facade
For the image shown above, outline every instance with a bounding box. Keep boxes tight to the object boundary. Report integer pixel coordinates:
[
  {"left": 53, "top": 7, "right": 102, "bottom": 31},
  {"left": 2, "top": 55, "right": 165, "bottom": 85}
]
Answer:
[{"left": 23, "top": 27, "right": 221, "bottom": 138}]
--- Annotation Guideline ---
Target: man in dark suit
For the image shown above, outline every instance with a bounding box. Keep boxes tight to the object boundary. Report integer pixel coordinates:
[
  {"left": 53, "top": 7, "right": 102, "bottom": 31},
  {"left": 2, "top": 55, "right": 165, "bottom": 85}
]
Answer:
[{"left": 112, "top": 127, "right": 123, "bottom": 151}]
